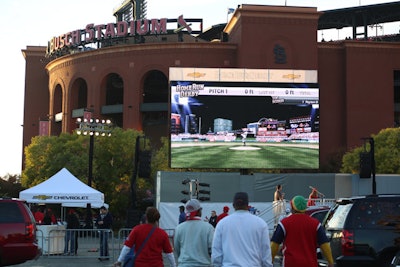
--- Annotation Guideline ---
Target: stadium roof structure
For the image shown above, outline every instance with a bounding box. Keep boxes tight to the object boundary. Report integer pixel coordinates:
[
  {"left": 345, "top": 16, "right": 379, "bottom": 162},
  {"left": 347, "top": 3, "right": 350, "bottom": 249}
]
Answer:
[
  {"left": 318, "top": 1, "right": 400, "bottom": 39},
  {"left": 197, "top": 23, "right": 227, "bottom": 42},
  {"left": 199, "top": 2, "right": 400, "bottom": 42}
]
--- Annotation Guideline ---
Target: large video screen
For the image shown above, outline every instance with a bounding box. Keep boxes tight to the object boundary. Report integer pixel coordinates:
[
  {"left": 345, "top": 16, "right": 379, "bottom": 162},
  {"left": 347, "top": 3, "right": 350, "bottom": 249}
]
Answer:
[{"left": 169, "top": 68, "right": 319, "bottom": 169}]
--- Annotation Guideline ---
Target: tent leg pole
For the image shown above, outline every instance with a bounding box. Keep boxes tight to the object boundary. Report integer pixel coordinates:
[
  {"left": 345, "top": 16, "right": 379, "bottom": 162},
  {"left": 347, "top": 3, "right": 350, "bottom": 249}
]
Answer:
[{"left": 85, "top": 203, "right": 92, "bottom": 229}]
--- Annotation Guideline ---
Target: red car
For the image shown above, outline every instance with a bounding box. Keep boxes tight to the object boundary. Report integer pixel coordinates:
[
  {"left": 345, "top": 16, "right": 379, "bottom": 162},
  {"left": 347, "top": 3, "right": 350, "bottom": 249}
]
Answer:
[{"left": 0, "top": 198, "right": 41, "bottom": 266}]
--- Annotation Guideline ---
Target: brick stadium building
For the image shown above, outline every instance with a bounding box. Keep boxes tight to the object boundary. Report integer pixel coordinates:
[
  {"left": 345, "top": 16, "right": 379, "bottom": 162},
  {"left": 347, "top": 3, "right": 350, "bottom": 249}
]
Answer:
[{"left": 22, "top": 2, "right": 400, "bottom": 171}]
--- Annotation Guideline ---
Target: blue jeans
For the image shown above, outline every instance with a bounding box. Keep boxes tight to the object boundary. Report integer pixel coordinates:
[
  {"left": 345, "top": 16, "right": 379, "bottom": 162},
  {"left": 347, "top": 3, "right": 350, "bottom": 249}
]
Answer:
[
  {"left": 99, "top": 230, "right": 109, "bottom": 257},
  {"left": 64, "top": 230, "right": 76, "bottom": 254}
]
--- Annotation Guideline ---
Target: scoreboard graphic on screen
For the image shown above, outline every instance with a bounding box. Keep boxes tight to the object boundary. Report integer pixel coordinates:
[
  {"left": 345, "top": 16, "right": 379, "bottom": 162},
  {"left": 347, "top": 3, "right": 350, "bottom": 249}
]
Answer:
[{"left": 169, "top": 67, "right": 319, "bottom": 170}]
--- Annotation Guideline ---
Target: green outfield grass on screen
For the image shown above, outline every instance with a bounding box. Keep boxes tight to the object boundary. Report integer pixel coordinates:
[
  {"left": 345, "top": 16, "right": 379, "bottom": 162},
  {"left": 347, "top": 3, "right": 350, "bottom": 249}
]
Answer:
[{"left": 170, "top": 141, "right": 319, "bottom": 169}]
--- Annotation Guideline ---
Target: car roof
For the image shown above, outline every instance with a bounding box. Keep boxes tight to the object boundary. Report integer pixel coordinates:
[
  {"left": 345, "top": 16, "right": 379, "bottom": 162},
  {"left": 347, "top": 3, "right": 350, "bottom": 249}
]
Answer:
[
  {"left": 305, "top": 205, "right": 330, "bottom": 215},
  {"left": 0, "top": 197, "right": 25, "bottom": 201},
  {"left": 336, "top": 194, "right": 400, "bottom": 204},
  {"left": 306, "top": 205, "right": 330, "bottom": 211}
]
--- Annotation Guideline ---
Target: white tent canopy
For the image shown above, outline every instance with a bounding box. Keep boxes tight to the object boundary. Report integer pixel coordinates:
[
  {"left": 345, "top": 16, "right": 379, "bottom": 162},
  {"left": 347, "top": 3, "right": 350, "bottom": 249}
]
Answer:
[
  {"left": 61, "top": 202, "right": 108, "bottom": 209},
  {"left": 19, "top": 168, "right": 105, "bottom": 207}
]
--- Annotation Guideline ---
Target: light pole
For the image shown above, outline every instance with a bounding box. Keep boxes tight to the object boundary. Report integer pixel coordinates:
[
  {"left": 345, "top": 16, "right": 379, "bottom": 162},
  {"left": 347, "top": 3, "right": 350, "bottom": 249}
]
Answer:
[{"left": 76, "top": 117, "right": 113, "bottom": 228}]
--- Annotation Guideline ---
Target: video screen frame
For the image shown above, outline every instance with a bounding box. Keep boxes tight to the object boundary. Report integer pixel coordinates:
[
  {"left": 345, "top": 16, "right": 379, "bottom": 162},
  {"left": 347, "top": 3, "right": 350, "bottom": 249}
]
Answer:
[{"left": 169, "top": 67, "right": 319, "bottom": 169}]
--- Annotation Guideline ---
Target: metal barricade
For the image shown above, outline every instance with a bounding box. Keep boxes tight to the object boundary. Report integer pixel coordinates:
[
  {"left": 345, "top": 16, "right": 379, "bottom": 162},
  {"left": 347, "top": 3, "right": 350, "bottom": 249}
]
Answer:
[
  {"left": 37, "top": 228, "right": 116, "bottom": 261},
  {"left": 117, "top": 228, "right": 132, "bottom": 250},
  {"left": 256, "top": 198, "right": 336, "bottom": 234}
]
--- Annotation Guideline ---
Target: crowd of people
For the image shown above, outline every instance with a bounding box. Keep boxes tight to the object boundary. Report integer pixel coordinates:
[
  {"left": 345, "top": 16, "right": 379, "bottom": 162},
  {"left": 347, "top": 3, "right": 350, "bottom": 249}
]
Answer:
[
  {"left": 30, "top": 187, "right": 333, "bottom": 267},
  {"left": 112, "top": 191, "right": 334, "bottom": 267},
  {"left": 32, "top": 206, "right": 57, "bottom": 225},
  {"left": 32, "top": 204, "right": 115, "bottom": 261}
]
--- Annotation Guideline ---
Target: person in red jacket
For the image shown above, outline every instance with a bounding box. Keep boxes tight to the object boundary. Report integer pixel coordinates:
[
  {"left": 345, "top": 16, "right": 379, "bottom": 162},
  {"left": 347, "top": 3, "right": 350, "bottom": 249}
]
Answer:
[
  {"left": 112, "top": 207, "right": 176, "bottom": 267},
  {"left": 270, "top": 195, "right": 334, "bottom": 267},
  {"left": 33, "top": 206, "right": 45, "bottom": 224},
  {"left": 216, "top": 206, "right": 229, "bottom": 224}
]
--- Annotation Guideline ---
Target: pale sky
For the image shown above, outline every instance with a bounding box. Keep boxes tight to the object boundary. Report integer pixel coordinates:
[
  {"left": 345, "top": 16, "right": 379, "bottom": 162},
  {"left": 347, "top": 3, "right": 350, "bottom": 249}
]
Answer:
[{"left": 0, "top": 0, "right": 398, "bottom": 177}]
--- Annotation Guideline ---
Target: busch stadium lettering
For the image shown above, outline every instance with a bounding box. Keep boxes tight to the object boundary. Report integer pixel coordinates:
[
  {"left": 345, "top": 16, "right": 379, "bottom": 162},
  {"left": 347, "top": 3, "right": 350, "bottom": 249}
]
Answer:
[
  {"left": 47, "top": 19, "right": 167, "bottom": 55},
  {"left": 46, "top": 15, "right": 199, "bottom": 57}
]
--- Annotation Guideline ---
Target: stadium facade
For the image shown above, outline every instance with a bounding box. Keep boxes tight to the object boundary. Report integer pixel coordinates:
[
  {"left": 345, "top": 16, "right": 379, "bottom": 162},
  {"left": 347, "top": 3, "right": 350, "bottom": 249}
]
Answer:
[{"left": 22, "top": 2, "right": 400, "bottom": 171}]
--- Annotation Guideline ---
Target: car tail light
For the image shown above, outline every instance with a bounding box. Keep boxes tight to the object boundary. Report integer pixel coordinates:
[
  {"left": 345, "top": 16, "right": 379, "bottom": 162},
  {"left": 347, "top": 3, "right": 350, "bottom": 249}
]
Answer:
[
  {"left": 341, "top": 229, "right": 354, "bottom": 256},
  {"left": 25, "top": 222, "right": 34, "bottom": 240}
]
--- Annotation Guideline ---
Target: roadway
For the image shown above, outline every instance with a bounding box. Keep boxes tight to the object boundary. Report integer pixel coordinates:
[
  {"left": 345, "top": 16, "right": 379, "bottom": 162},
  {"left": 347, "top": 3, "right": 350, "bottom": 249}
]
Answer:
[{"left": 14, "top": 255, "right": 283, "bottom": 267}]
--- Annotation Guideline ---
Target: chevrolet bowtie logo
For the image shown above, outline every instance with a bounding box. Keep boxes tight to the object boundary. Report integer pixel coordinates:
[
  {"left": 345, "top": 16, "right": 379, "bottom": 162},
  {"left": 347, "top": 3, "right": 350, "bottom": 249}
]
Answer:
[
  {"left": 283, "top": 74, "right": 301, "bottom": 80},
  {"left": 187, "top": 72, "right": 206, "bottom": 78}
]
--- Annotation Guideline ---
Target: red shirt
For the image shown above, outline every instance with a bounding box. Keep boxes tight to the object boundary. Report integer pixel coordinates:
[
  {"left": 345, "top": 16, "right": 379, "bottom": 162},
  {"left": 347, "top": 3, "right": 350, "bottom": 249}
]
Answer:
[
  {"left": 308, "top": 195, "right": 318, "bottom": 206},
  {"left": 273, "top": 214, "right": 322, "bottom": 267},
  {"left": 34, "top": 211, "right": 44, "bottom": 224},
  {"left": 216, "top": 212, "right": 228, "bottom": 223},
  {"left": 124, "top": 224, "right": 173, "bottom": 267}
]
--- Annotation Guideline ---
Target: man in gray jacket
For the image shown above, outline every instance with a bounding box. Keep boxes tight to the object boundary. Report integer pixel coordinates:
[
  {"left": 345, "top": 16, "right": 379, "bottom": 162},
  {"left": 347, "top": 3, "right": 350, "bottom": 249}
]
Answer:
[{"left": 174, "top": 199, "right": 215, "bottom": 267}]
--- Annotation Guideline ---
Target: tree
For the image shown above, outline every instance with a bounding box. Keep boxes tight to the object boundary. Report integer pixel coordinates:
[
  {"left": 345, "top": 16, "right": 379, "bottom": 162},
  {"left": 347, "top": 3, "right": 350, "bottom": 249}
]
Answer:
[
  {"left": 22, "top": 133, "right": 87, "bottom": 187},
  {"left": 341, "top": 128, "right": 400, "bottom": 174},
  {"left": 21, "top": 128, "right": 153, "bottom": 228},
  {"left": 0, "top": 174, "right": 24, "bottom": 198},
  {"left": 151, "top": 137, "right": 172, "bottom": 176}
]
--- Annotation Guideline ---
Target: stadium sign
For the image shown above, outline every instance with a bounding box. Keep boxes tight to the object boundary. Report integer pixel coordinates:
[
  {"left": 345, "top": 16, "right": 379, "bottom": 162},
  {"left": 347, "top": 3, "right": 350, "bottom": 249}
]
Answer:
[{"left": 46, "top": 15, "right": 201, "bottom": 57}]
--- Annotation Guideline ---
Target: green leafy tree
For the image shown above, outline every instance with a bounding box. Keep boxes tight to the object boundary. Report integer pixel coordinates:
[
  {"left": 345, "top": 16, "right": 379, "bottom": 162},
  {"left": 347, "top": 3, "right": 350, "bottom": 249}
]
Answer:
[
  {"left": 21, "top": 128, "right": 155, "bottom": 228},
  {"left": 91, "top": 128, "right": 143, "bottom": 226},
  {"left": 22, "top": 134, "right": 88, "bottom": 186},
  {"left": 151, "top": 137, "right": 172, "bottom": 176},
  {"left": 0, "top": 174, "right": 24, "bottom": 198},
  {"left": 341, "top": 128, "right": 400, "bottom": 174}
]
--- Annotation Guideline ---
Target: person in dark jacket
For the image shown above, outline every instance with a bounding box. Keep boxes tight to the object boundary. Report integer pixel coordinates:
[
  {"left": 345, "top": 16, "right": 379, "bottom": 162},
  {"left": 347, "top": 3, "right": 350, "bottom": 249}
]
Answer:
[
  {"left": 178, "top": 205, "right": 186, "bottom": 224},
  {"left": 64, "top": 209, "right": 80, "bottom": 255},
  {"left": 206, "top": 210, "right": 218, "bottom": 228},
  {"left": 95, "top": 206, "right": 113, "bottom": 261},
  {"left": 43, "top": 208, "right": 56, "bottom": 225}
]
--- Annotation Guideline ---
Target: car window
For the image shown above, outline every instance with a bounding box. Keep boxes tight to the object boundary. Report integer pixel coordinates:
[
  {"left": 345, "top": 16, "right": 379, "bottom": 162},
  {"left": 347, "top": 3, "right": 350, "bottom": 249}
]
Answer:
[
  {"left": 0, "top": 202, "right": 24, "bottom": 223},
  {"left": 311, "top": 210, "right": 329, "bottom": 223},
  {"left": 350, "top": 198, "right": 400, "bottom": 229},
  {"left": 325, "top": 203, "right": 352, "bottom": 229}
]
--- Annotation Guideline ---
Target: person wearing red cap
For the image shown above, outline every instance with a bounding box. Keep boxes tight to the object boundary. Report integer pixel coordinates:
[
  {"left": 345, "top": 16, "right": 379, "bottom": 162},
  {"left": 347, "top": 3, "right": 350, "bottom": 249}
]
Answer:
[
  {"left": 216, "top": 206, "right": 229, "bottom": 224},
  {"left": 174, "top": 199, "right": 214, "bottom": 267},
  {"left": 270, "top": 195, "right": 334, "bottom": 267}
]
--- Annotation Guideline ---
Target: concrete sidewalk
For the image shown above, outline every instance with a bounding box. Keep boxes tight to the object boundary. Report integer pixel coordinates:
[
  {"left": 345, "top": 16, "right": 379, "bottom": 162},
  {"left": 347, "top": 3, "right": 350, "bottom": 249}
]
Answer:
[
  {"left": 14, "top": 254, "right": 182, "bottom": 267},
  {"left": 14, "top": 257, "right": 115, "bottom": 267},
  {"left": 14, "top": 228, "right": 178, "bottom": 267},
  {"left": 16, "top": 257, "right": 282, "bottom": 267}
]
